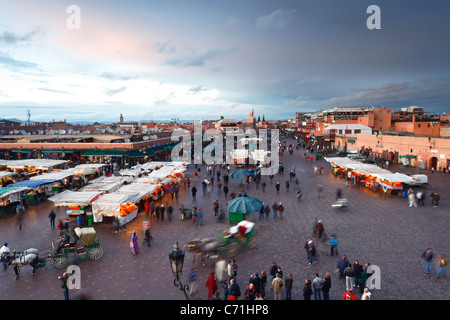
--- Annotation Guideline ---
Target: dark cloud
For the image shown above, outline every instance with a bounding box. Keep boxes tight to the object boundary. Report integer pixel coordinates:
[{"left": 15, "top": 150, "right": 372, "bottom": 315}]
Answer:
[
  {"left": 324, "top": 79, "right": 450, "bottom": 109},
  {"left": 188, "top": 85, "right": 207, "bottom": 94},
  {"left": 104, "top": 86, "right": 127, "bottom": 96}
]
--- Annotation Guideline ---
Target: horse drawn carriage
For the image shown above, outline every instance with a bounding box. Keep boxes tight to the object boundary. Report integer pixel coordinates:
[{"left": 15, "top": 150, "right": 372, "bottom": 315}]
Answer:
[
  {"left": 48, "top": 227, "right": 104, "bottom": 268},
  {"left": 185, "top": 220, "right": 256, "bottom": 267},
  {"left": 0, "top": 227, "right": 104, "bottom": 279}
]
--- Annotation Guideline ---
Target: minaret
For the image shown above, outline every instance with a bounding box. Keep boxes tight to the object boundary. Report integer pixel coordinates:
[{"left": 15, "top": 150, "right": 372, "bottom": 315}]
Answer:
[{"left": 119, "top": 113, "right": 124, "bottom": 123}]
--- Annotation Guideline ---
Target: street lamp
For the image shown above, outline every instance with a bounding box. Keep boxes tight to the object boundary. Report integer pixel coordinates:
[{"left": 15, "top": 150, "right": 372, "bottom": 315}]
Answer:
[{"left": 168, "top": 241, "right": 190, "bottom": 299}]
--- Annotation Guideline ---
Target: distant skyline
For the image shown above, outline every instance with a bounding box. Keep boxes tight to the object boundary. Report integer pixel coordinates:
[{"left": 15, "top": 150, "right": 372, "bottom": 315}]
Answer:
[{"left": 1, "top": 0, "right": 450, "bottom": 122}]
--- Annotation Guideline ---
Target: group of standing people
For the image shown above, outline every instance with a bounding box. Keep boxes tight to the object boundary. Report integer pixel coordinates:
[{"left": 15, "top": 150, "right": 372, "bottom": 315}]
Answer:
[
  {"left": 335, "top": 255, "right": 373, "bottom": 299},
  {"left": 407, "top": 188, "right": 440, "bottom": 208},
  {"left": 421, "top": 248, "right": 447, "bottom": 278}
]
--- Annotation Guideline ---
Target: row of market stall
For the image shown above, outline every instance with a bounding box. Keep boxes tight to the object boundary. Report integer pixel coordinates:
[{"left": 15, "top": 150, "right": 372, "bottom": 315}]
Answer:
[
  {"left": 0, "top": 159, "right": 187, "bottom": 223},
  {"left": 325, "top": 157, "right": 420, "bottom": 196},
  {"left": 0, "top": 159, "right": 73, "bottom": 216},
  {"left": 48, "top": 161, "right": 187, "bottom": 225}
]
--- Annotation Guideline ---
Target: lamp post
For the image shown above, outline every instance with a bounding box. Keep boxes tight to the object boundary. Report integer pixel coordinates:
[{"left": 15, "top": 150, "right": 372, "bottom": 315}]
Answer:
[{"left": 168, "top": 241, "right": 190, "bottom": 300}]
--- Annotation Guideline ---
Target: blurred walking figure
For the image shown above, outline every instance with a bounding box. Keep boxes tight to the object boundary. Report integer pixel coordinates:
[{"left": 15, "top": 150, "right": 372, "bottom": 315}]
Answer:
[
  {"left": 421, "top": 248, "right": 434, "bottom": 275},
  {"left": 48, "top": 209, "right": 56, "bottom": 229},
  {"left": 143, "top": 222, "right": 152, "bottom": 247},
  {"left": 437, "top": 253, "right": 447, "bottom": 279},
  {"left": 430, "top": 192, "right": 440, "bottom": 208},
  {"left": 189, "top": 267, "right": 198, "bottom": 296},
  {"left": 329, "top": 234, "right": 339, "bottom": 256},
  {"left": 408, "top": 191, "right": 417, "bottom": 207},
  {"left": 317, "top": 185, "right": 323, "bottom": 198}
]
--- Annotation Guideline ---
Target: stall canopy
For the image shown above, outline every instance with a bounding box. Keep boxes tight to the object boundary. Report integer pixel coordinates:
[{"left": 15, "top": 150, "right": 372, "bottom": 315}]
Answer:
[
  {"left": 29, "top": 170, "right": 75, "bottom": 181},
  {"left": 91, "top": 192, "right": 141, "bottom": 222},
  {"left": 116, "top": 183, "right": 161, "bottom": 201},
  {"left": 0, "top": 171, "right": 17, "bottom": 179},
  {"left": 80, "top": 183, "right": 122, "bottom": 193},
  {"left": 0, "top": 186, "right": 29, "bottom": 198},
  {"left": 48, "top": 190, "right": 104, "bottom": 207},
  {"left": 89, "top": 175, "right": 134, "bottom": 185},
  {"left": 370, "top": 173, "right": 416, "bottom": 183},
  {"left": 0, "top": 159, "right": 69, "bottom": 170},
  {"left": 10, "top": 179, "right": 61, "bottom": 188},
  {"left": 70, "top": 163, "right": 108, "bottom": 175}
]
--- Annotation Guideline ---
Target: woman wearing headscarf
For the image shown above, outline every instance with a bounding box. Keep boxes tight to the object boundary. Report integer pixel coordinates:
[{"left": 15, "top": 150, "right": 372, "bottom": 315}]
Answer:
[{"left": 130, "top": 231, "right": 139, "bottom": 255}]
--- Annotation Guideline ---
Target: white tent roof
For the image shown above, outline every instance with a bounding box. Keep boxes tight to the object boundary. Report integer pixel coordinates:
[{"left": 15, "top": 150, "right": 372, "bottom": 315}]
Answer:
[
  {"left": 135, "top": 176, "right": 173, "bottom": 184},
  {"left": 70, "top": 164, "right": 106, "bottom": 175},
  {"left": 48, "top": 190, "right": 104, "bottom": 206},
  {"left": 116, "top": 183, "right": 161, "bottom": 201},
  {"left": 29, "top": 170, "right": 75, "bottom": 181},
  {"left": 80, "top": 182, "right": 122, "bottom": 193},
  {"left": 89, "top": 175, "right": 134, "bottom": 184},
  {"left": 92, "top": 192, "right": 142, "bottom": 212},
  {"left": 371, "top": 173, "right": 416, "bottom": 183},
  {"left": 0, "top": 171, "right": 17, "bottom": 178},
  {"left": 118, "top": 168, "right": 142, "bottom": 177},
  {"left": 0, "top": 159, "right": 69, "bottom": 169}
]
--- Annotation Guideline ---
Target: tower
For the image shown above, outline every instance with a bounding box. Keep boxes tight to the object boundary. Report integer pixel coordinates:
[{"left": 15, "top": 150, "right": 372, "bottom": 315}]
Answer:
[{"left": 119, "top": 113, "right": 124, "bottom": 123}]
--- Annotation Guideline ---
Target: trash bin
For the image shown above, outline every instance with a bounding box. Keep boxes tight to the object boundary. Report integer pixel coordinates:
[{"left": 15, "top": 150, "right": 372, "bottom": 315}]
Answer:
[
  {"left": 77, "top": 215, "right": 84, "bottom": 226},
  {"left": 402, "top": 191, "right": 407, "bottom": 198},
  {"left": 86, "top": 213, "right": 93, "bottom": 226}
]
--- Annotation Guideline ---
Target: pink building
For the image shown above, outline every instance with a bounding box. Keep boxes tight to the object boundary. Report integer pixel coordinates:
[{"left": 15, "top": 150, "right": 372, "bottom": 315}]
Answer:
[{"left": 335, "top": 133, "right": 450, "bottom": 170}]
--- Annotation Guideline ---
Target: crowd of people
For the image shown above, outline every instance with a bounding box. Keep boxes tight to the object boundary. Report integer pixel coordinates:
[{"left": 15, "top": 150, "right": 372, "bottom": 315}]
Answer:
[{"left": 193, "top": 257, "right": 378, "bottom": 300}]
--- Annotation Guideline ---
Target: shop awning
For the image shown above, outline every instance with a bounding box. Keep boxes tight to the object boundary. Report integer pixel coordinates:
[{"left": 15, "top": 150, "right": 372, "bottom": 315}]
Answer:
[
  {"left": 82, "top": 150, "right": 125, "bottom": 157},
  {"left": 11, "top": 149, "right": 32, "bottom": 153},
  {"left": 126, "top": 149, "right": 146, "bottom": 158},
  {"left": 41, "top": 149, "right": 75, "bottom": 154}
]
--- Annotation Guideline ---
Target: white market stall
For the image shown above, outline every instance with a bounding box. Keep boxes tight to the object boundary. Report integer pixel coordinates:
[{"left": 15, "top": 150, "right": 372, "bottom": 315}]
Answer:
[
  {"left": 116, "top": 183, "right": 163, "bottom": 201},
  {"left": 0, "top": 159, "right": 70, "bottom": 172},
  {"left": 0, "top": 186, "right": 29, "bottom": 216},
  {"left": 89, "top": 175, "right": 134, "bottom": 185},
  {"left": 80, "top": 183, "right": 122, "bottom": 193},
  {"left": 91, "top": 192, "right": 141, "bottom": 223},
  {"left": 48, "top": 190, "right": 104, "bottom": 225},
  {"left": 370, "top": 173, "right": 416, "bottom": 194}
]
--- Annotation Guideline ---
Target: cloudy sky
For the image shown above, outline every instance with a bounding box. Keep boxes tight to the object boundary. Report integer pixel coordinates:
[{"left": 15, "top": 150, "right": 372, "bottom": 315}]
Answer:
[{"left": 1, "top": 0, "right": 450, "bottom": 123}]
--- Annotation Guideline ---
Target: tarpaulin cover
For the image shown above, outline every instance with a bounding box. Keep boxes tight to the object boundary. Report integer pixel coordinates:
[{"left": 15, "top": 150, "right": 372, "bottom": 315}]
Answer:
[
  {"left": 10, "top": 179, "right": 60, "bottom": 188},
  {"left": 48, "top": 191, "right": 104, "bottom": 206},
  {"left": 91, "top": 192, "right": 141, "bottom": 222},
  {"left": 116, "top": 183, "right": 161, "bottom": 201},
  {"left": 0, "top": 187, "right": 29, "bottom": 198},
  {"left": 30, "top": 170, "right": 75, "bottom": 181}
]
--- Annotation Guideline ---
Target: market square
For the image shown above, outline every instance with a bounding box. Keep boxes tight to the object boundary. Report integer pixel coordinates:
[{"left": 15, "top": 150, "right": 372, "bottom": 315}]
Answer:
[{"left": 0, "top": 137, "right": 448, "bottom": 300}]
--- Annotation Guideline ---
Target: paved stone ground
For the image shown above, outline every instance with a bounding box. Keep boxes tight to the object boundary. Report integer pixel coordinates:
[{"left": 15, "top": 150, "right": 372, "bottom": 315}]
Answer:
[{"left": 1, "top": 139, "right": 449, "bottom": 300}]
